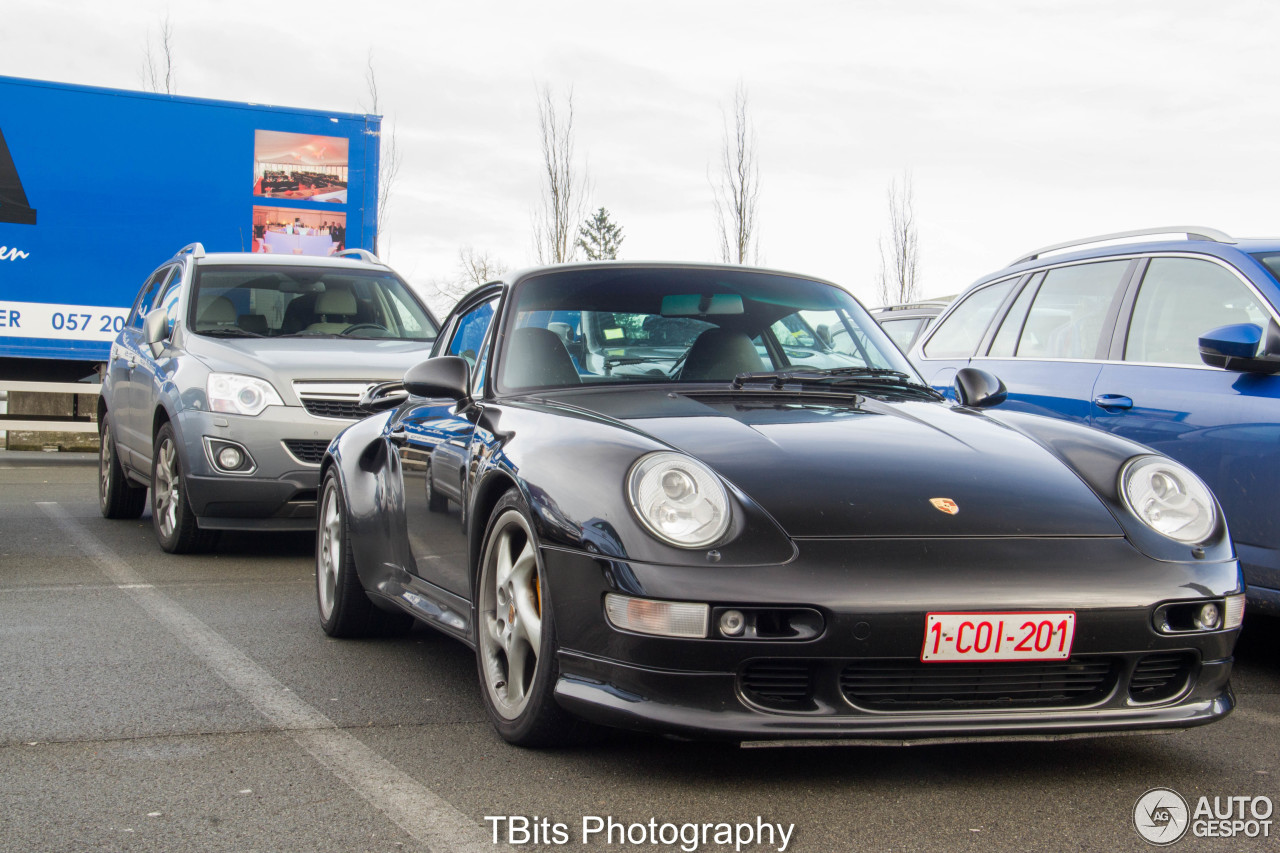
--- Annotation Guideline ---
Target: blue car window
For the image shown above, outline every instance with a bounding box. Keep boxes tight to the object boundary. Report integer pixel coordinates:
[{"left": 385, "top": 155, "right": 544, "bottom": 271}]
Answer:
[
  {"left": 1125, "top": 258, "right": 1270, "bottom": 366},
  {"left": 922, "top": 278, "right": 1014, "bottom": 359},
  {"left": 1015, "top": 261, "right": 1128, "bottom": 359},
  {"left": 987, "top": 275, "right": 1040, "bottom": 357},
  {"left": 446, "top": 299, "right": 497, "bottom": 368}
]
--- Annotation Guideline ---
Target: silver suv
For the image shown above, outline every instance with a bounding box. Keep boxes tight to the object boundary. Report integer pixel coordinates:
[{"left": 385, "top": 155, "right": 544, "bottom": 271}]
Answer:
[{"left": 98, "top": 244, "right": 439, "bottom": 553}]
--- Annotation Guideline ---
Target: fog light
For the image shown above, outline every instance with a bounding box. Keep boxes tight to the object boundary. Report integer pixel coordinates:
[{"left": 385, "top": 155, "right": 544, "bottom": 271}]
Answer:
[
  {"left": 604, "top": 593, "right": 708, "bottom": 638},
  {"left": 1224, "top": 594, "right": 1246, "bottom": 629},
  {"left": 719, "top": 609, "right": 745, "bottom": 637},
  {"left": 217, "top": 446, "right": 244, "bottom": 470},
  {"left": 1193, "top": 602, "right": 1220, "bottom": 630}
]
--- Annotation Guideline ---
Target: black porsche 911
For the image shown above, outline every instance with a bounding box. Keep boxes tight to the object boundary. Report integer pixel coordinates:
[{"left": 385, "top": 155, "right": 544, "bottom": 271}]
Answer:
[{"left": 315, "top": 262, "right": 1243, "bottom": 746}]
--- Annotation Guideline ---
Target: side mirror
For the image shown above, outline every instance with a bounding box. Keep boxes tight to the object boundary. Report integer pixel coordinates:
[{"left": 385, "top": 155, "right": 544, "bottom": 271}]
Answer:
[
  {"left": 954, "top": 367, "right": 1007, "bottom": 408},
  {"left": 358, "top": 380, "right": 409, "bottom": 414},
  {"left": 1199, "top": 321, "right": 1280, "bottom": 374},
  {"left": 143, "top": 307, "right": 171, "bottom": 354},
  {"left": 403, "top": 356, "right": 470, "bottom": 400}
]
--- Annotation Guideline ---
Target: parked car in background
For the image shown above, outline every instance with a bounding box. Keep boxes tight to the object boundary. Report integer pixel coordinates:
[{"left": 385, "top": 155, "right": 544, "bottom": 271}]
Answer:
[
  {"left": 98, "top": 244, "right": 439, "bottom": 553},
  {"left": 316, "top": 261, "right": 1241, "bottom": 747},
  {"left": 870, "top": 298, "right": 951, "bottom": 352},
  {"left": 910, "top": 227, "right": 1280, "bottom": 615}
]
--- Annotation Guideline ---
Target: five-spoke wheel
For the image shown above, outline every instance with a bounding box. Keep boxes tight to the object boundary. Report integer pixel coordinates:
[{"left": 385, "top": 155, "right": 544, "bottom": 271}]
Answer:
[{"left": 151, "top": 423, "right": 216, "bottom": 553}]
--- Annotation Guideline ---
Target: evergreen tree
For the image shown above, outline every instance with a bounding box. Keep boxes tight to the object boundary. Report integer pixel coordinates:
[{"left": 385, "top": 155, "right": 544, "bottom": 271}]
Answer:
[{"left": 576, "top": 207, "right": 625, "bottom": 260}]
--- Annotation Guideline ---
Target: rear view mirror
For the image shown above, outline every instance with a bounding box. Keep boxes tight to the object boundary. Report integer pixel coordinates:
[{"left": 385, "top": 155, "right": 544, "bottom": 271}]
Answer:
[
  {"left": 1199, "top": 320, "right": 1280, "bottom": 374},
  {"left": 358, "top": 381, "right": 409, "bottom": 414},
  {"left": 403, "top": 356, "right": 470, "bottom": 400},
  {"left": 954, "top": 367, "right": 1007, "bottom": 408},
  {"left": 144, "top": 308, "right": 171, "bottom": 354}
]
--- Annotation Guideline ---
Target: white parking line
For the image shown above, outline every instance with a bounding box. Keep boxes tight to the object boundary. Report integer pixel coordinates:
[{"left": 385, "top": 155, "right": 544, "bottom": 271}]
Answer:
[{"left": 37, "top": 502, "right": 494, "bottom": 853}]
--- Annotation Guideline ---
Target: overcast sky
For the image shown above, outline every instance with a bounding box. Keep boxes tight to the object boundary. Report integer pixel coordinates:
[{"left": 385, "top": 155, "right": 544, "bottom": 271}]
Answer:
[{"left": 7, "top": 0, "right": 1279, "bottom": 311}]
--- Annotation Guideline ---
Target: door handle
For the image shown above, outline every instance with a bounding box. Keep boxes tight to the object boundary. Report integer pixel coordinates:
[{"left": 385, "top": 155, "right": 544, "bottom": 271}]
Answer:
[
  {"left": 387, "top": 429, "right": 408, "bottom": 447},
  {"left": 1093, "top": 394, "right": 1133, "bottom": 410}
]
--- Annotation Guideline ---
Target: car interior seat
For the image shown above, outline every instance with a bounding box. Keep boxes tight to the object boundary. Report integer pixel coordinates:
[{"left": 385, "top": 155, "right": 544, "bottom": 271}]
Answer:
[
  {"left": 680, "top": 328, "right": 766, "bottom": 381},
  {"left": 305, "top": 289, "right": 359, "bottom": 334},
  {"left": 503, "top": 326, "right": 581, "bottom": 389},
  {"left": 197, "top": 296, "right": 238, "bottom": 329}
]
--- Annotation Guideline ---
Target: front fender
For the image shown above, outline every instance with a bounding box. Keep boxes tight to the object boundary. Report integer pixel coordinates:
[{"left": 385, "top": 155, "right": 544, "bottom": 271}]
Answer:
[{"left": 324, "top": 409, "right": 401, "bottom": 589}]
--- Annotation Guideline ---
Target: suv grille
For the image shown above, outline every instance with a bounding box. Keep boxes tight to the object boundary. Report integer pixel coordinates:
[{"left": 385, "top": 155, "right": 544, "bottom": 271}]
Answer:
[
  {"left": 283, "top": 439, "right": 329, "bottom": 465},
  {"left": 839, "top": 657, "right": 1116, "bottom": 711},
  {"left": 1129, "top": 652, "right": 1195, "bottom": 703},
  {"left": 300, "top": 398, "right": 364, "bottom": 420}
]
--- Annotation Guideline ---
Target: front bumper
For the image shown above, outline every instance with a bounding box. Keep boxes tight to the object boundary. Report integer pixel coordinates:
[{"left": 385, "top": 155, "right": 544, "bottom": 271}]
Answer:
[
  {"left": 543, "top": 537, "right": 1242, "bottom": 741},
  {"left": 174, "top": 405, "right": 343, "bottom": 530}
]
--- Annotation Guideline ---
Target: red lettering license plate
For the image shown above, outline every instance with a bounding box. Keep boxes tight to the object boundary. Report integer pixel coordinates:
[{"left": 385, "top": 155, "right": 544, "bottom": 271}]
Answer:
[{"left": 921, "top": 611, "right": 1076, "bottom": 662}]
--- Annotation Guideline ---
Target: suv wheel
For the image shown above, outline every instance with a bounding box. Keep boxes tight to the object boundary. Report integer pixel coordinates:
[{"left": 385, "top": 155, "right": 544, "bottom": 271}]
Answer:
[
  {"left": 99, "top": 413, "right": 146, "bottom": 519},
  {"left": 151, "top": 422, "right": 217, "bottom": 554}
]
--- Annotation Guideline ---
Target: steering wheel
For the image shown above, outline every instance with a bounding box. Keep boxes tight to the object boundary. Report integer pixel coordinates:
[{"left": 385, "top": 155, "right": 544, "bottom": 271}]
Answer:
[{"left": 340, "top": 323, "right": 390, "bottom": 336}]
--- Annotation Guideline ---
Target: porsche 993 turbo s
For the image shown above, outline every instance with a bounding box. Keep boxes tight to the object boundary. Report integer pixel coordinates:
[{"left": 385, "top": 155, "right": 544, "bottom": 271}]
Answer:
[{"left": 315, "top": 262, "right": 1243, "bottom": 746}]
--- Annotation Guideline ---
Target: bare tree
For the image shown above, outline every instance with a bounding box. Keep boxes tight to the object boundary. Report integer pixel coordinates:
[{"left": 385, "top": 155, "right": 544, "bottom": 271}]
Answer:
[
  {"left": 458, "top": 246, "right": 507, "bottom": 287},
  {"left": 876, "top": 172, "right": 921, "bottom": 306},
  {"left": 362, "top": 50, "right": 401, "bottom": 258},
  {"left": 533, "top": 84, "right": 588, "bottom": 264},
  {"left": 141, "top": 14, "right": 176, "bottom": 94},
  {"left": 712, "top": 82, "right": 760, "bottom": 264}
]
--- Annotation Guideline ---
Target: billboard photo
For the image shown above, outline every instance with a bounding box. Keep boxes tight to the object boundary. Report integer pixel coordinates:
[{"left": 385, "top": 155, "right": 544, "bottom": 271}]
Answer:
[
  {"left": 252, "top": 206, "right": 346, "bottom": 256},
  {"left": 253, "top": 129, "right": 348, "bottom": 203}
]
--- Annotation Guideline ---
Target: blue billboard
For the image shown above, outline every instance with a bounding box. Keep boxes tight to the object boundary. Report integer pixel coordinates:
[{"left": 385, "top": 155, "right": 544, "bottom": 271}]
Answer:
[{"left": 0, "top": 75, "right": 380, "bottom": 362}]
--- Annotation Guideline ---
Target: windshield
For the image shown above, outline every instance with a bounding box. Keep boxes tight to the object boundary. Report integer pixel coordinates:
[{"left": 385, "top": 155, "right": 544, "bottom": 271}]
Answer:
[
  {"left": 190, "top": 265, "right": 438, "bottom": 341},
  {"left": 495, "top": 267, "right": 916, "bottom": 393}
]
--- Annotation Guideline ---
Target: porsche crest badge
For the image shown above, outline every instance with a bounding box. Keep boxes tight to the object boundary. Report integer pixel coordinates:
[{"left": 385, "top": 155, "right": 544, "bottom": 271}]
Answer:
[{"left": 930, "top": 498, "right": 959, "bottom": 515}]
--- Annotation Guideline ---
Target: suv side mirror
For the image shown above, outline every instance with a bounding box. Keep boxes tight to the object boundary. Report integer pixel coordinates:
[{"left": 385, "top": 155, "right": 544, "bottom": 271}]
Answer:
[
  {"left": 1199, "top": 320, "right": 1280, "bottom": 375},
  {"left": 144, "top": 307, "right": 171, "bottom": 354},
  {"left": 403, "top": 356, "right": 470, "bottom": 400},
  {"left": 954, "top": 367, "right": 1007, "bottom": 408}
]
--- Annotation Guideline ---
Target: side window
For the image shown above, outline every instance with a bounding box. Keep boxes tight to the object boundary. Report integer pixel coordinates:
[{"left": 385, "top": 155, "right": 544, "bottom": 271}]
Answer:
[
  {"left": 445, "top": 298, "right": 497, "bottom": 368},
  {"left": 1015, "top": 261, "right": 1129, "bottom": 359},
  {"left": 1125, "top": 258, "right": 1270, "bottom": 366},
  {"left": 155, "top": 267, "right": 185, "bottom": 322},
  {"left": 880, "top": 318, "right": 924, "bottom": 351},
  {"left": 128, "top": 266, "right": 174, "bottom": 330},
  {"left": 922, "top": 279, "right": 1014, "bottom": 358},
  {"left": 987, "top": 275, "right": 1040, "bottom": 357}
]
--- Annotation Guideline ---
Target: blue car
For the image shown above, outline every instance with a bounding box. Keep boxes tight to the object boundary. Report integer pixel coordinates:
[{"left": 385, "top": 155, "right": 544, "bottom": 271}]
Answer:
[{"left": 909, "top": 227, "right": 1280, "bottom": 615}]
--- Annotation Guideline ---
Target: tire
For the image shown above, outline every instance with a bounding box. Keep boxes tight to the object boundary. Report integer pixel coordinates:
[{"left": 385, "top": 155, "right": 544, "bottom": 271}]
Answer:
[
  {"left": 474, "top": 489, "right": 575, "bottom": 746},
  {"left": 425, "top": 459, "right": 448, "bottom": 513},
  {"left": 316, "top": 470, "right": 414, "bottom": 638},
  {"left": 151, "top": 422, "right": 218, "bottom": 554},
  {"left": 99, "top": 412, "right": 146, "bottom": 519}
]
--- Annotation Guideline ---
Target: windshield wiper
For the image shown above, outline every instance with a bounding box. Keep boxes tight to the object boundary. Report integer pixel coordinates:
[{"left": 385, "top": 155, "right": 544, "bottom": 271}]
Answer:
[
  {"left": 731, "top": 367, "right": 944, "bottom": 401},
  {"left": 197, "top": 327, "right": 264, "bottom": 338}
]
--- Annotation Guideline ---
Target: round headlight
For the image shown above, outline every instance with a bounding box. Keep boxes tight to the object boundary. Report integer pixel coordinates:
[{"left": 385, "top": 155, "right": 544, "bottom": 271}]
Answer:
[
  {"left": 627, "top": 451, "right": 731, "bottom": 549},
  {"left": 1119, "top": 456, "right": 1217, "bottom": 544}
]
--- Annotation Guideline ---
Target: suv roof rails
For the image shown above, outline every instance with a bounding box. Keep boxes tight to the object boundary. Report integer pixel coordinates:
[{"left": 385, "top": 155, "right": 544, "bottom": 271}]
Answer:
[
  {"left": 176, "top": 242, "right": 206, "bottom": 259},
  {"left": 334, "top": 248, "right": 381, "bottom": 264},
  {"left": 1010, "top": 226, "right": 1235, "bottom": 267},
  {"left": 872, "top": 298, "right": 953, "bottom": 312}
]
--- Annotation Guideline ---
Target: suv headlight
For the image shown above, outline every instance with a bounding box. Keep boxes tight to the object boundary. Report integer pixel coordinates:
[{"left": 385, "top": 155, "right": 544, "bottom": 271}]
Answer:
[
  {"left": 1119, "top": 455, "right": 1217, "bottom": 544},
  {"left": 627, "top": 451, "right": 731, "bottom": 548},
  {"left": 207, "top": 373, "right": 284, "bottom": 417}
]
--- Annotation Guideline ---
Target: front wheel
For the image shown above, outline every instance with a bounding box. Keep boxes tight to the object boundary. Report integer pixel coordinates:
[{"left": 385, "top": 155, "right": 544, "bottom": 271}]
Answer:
[
  {"left": 99, "top": 412, "right": 146, "bottom": 519},
  {"left": 475, "top": 490, "right": 574, "bottom": 746},
  {"left": 316, "top": 470, "right": 413, "bottom": 638},
  {"left": 151, "top": 423, "right": 217, "bottom": 554}
]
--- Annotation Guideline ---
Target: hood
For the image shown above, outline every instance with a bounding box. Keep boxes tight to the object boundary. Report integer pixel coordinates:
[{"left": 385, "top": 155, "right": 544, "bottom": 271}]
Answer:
[
  {"left": 541, "top": 388, "right": 1122, "bottom": 539},
  {"left": 183, "top": 333, "right": 431, "bottom": 386}
]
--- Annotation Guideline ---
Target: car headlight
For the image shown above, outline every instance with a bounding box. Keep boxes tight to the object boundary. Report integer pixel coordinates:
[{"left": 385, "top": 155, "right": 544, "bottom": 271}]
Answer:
[
  {"left": 627, "top": 451, "right": 731, "bottom": 548},
  {"left": 206, "top": 373, "right": 284, "bottom": 417},
  {"left": 1119, "top": 455, "right": 1217, "bottom": 544}
]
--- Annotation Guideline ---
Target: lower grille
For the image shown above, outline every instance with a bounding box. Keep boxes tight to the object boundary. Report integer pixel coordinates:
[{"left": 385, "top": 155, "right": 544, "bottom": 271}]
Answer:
[
  {"left": 740, "top": 661, "right": 814, "bottom": 706},
  {"left": 283, "top": 439, "right": 329, "bottom": 465},
  {"left": 300, "top": 398, "right": 365, "bottom": 420},
  {"left": 1129, "top": 652, "right": 1195, "bottom": 703},
  {"left": 840, "top": 657, "right": 1116, "bottom": 711}
]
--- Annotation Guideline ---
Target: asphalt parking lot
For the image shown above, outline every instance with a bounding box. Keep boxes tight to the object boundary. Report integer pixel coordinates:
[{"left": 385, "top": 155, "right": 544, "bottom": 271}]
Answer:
[{"left": 1, "top": 451, "right": 1277, "bottom": 853}]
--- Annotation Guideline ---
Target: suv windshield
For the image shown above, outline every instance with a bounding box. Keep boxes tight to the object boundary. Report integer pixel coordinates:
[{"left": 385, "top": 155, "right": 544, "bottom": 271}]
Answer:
[
  {"left": 496, "top": 267, "right": 914, "bottom": 392},
  {"left": 190, "top": 265, "right": 438, "bottom": 341}
]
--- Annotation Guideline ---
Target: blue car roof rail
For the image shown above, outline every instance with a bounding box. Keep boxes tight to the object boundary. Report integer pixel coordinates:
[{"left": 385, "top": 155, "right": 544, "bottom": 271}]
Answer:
[
  {"left": 1010, "top": 226, "right": 1236, "bottom": 267},
  {"left": 175, "top": 242, "right": 206, "bottom": 259},
  {"left": 334, "top": 248, "right": 381, "bottom": 264}
]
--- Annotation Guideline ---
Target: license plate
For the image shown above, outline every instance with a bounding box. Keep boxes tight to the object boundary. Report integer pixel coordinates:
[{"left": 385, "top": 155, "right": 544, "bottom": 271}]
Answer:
[{"left": 921, "top": 611, "right": 1076, "bottom": 662}]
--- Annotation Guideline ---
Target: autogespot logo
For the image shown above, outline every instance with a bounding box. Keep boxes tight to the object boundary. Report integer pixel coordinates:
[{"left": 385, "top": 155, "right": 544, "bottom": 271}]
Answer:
[{"left": 1135, "top": 788, "right": 1190, "bottom": 846}]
